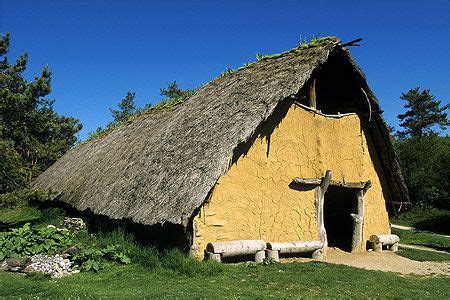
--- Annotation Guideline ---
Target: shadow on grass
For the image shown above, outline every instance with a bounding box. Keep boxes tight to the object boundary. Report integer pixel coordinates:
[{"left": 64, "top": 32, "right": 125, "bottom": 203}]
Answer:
[{"left": 413, "top": 214, "right": 450, "bottom": 235}]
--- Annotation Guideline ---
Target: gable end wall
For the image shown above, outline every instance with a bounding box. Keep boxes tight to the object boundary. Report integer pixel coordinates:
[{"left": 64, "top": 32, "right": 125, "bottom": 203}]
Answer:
[{"left": 194, "top": 104, "right": 390, "bottom": 256}]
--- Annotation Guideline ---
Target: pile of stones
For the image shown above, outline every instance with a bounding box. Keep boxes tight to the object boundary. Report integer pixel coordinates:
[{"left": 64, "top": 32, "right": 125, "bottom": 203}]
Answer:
[
  {"left": 63, "top": 217, "right": 86, "bottom": 232},
  {"left": 25, "top": 254, "right": 79, "bottom": 277},
  {"left": 2, "top": 254, "right": 79, "bottom": 278}
]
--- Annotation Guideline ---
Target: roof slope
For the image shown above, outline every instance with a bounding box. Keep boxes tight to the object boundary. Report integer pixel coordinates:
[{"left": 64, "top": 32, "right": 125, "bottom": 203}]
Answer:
[{"left": 33, "top": 39, "right": 408, "bottom": 226}]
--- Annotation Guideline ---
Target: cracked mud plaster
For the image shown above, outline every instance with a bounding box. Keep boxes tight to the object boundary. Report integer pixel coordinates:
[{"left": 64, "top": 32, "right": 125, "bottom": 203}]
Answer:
[{"left": 195, "top": 105, "right": 390, "bottom": 256}]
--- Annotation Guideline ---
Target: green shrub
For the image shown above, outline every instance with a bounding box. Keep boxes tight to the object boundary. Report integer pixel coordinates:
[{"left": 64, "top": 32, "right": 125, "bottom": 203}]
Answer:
[
  {"left": 72, "top": 244, "right": 131, "bottom": 272},
  {"left": 0, "top": 188, "right": 52, "bottom": 209},
  {"left": 0, "top": 223, "right": 74, "bottom": 260}
]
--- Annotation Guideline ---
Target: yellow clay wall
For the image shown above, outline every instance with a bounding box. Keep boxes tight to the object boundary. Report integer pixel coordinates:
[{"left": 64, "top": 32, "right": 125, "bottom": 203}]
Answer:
[{"left": 194, "top": 104, "right": 390, "bottom": 256}]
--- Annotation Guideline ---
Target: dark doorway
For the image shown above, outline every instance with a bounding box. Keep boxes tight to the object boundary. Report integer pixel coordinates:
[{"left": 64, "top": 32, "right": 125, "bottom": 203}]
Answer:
[{"left": 324, "top": 186, "right": 358, "bottom": 252}]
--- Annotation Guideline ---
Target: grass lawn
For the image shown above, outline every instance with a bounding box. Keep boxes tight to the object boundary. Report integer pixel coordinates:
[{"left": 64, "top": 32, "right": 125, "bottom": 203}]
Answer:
[
  {"left": 1, "top": 261, "right": 449, "bottom": 298},
  {"left": 391, "top": 208, "right": 450, "bottom": 235},
  {"left": 397, "top": 248, "right": 450, "bottom": 262},
  {"left": 392, "top": 228, "right": 450, "bottom": 252}
]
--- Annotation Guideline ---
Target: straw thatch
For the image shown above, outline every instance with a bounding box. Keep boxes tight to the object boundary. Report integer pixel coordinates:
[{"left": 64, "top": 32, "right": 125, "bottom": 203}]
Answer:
[{"left": 32, "top": 38, "right": 408, "bottom": 226}]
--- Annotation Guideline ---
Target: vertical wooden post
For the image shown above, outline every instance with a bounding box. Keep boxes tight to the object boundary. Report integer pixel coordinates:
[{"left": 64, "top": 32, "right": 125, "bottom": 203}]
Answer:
[
  {"left": 350, "top": 180, "right": 371, "bottom": 253},
  {"left": 351, "top": 190, "right": 364, "bottom": 253},
  {"left": 189, "top": 219, "right": 198, "bottom": 257},
  {"left": 309, "top": 79, "right": 317, "bottom": 109},
  {"left": 316, "top": 170, "right": 332, "bottom": 254}
]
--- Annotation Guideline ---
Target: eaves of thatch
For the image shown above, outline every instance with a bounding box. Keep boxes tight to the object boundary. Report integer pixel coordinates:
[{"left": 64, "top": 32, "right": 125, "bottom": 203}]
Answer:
[{"left": 32, "top": 37, "right": 409, "bottom": 227}]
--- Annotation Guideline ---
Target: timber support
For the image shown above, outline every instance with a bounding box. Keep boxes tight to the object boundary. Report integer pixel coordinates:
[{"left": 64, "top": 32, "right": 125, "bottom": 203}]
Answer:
[
  {"left": 369, "top": 234, "right": 400, "bottom": 252},
  {"left": 204, "top": 240, "right": 266, "bottom": 263}
]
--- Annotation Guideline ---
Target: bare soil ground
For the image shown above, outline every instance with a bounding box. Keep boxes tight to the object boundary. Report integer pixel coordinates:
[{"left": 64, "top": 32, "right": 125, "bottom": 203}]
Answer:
[{"left": 281, "top": 248, "right": 450, "bottom": 276}]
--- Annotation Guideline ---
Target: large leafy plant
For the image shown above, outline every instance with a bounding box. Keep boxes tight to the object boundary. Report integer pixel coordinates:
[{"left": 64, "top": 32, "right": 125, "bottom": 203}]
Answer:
[
  {"left": 72, "top": 244, "right": 131, "bottom": 271},
  {"left": 0, "top": 223, "right": 73, "bottom": 260}
]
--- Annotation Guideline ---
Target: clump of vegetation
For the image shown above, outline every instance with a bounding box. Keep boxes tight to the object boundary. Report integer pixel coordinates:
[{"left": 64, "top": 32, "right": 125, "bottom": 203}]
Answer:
[
  {"left": 72, "top": 244, "right": 131, "bottom": 272},
  {"left": 220, "top": 66, "right": 236, "bottom": 78},
  {"left": 75, "top": 226, "right": 223, "bottom": 276},
  {"left": 216, "top": 36, "right": 337, "bottom": 81},
  {"left": 0, "top": 223, "right": 73, "bottom": 260},
  {"left": 154, "top": 81, "right": 195, "bottom": 109},
  {"left": 255, "top": 36, "right": 338, "bottom": 62},
  {"left": 0, "top": 222, "right": 131, "bottom": 272}
]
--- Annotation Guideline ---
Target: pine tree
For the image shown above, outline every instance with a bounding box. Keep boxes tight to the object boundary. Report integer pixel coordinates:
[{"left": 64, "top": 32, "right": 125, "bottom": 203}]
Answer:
[
  {"left": 397, "top": 87, "right": 449, "bottom": 138},
  {"left": 109, "top": 91, "right": 137, "bottom": 123},
  {"left": 0, "top": 33, "right": 82, "bottom": 188}
]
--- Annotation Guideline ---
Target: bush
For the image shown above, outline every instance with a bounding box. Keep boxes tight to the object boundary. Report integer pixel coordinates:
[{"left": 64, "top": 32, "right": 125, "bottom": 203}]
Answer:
[
  {"left": 72, "top": 244, "right": 131, "bottom": 272},
  {"left": 394, "top": 135, "right": 450, "bottom": 209},
  {"left": 79, "top": 226, "right": 223, "bottom": 275},
  {"left": 0, "top": 188, "right": 51, "bottom": 209},
  {"left": 0, "top": 223, "right": 74, "bottom": 260}
]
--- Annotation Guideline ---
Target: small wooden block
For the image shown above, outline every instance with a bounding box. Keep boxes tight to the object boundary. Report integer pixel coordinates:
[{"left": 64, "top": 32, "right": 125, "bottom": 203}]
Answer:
[
  {"left": 265, "top": 249, "right": 279, "bottom": 262},
  {"left": 254, "top": 250, "right": 265, "bottom": 263}
]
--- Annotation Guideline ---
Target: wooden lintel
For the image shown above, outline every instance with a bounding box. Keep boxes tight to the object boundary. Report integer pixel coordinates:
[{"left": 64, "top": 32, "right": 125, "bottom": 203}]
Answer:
[
  {"left": 292, "top": 178, "right": 322, "bottom": 186},
  {"left": 292, "top": 177, "right": 370, "bottom": 190}
]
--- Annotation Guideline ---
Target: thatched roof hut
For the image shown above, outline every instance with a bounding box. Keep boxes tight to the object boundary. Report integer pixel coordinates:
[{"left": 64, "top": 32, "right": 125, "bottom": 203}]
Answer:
[{"left": 33, "top": 37, "right": 408, "bottom": 232}]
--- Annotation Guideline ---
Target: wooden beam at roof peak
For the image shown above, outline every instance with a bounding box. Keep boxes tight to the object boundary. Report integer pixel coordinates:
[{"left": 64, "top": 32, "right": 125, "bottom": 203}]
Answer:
[{"left": 308, "top": 79, "right": 316, "bottom": 109}]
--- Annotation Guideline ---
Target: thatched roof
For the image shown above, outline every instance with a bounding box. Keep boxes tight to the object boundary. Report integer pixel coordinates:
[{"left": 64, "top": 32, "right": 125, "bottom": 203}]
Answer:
[{"left": 33, "top": 38, "right": 408, "bottom": 226}]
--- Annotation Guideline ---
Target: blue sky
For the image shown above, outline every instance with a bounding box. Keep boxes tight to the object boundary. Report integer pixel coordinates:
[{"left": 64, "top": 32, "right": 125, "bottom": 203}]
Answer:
[{"left": 2, "top": 0, "right": 449, "bottom": 140}]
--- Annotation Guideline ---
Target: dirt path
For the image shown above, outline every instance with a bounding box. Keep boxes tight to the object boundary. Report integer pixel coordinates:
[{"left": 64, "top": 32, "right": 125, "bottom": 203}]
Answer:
[{"left": 281, "top": 248, "right": 450, "bottom": 276}]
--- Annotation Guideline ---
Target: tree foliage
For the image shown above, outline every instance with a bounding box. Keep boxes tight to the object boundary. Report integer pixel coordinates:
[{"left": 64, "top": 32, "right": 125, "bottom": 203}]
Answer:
[
  {"left": 0, "top": 33, "right": 82, "bottom": 192},
  {"left": 109, "top": 91, "right": 137, "bottom": 123},
  {"left": 394, "top": 88, "right": 449, "bottom": 209},
  {"left": 88, "top": 82, "right": 194, "bottom": 140},
  {"left": 159, "top": 81, "right": 193, "bottom": 101},
  {"left": 397, "top": 87, "right": 449, "bottom": 138},
  {"left": 395, "top": 136, "right": 449, "bottom": 209}
]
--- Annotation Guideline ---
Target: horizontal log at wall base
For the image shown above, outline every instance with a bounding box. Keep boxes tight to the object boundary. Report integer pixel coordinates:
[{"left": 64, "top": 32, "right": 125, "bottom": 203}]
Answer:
[
  {"left": 369, "top": 234, "right": 400, "bottom": 245},
  {"left": 267, "top": 241, "right": 323, "bottom": 253},
  {"left": 206, "top": 240, "right": 266, "bottom": 258}
]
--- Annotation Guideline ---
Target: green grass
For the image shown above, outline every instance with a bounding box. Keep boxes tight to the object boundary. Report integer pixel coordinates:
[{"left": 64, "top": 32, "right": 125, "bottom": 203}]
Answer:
[
  {"left": 392, "top": 208, "right": 450, "bottom": 235},
  {"left": 391, "top": 213, "right": 450, "bottom": 262},
  {"left": 392, "top": 228, "right": 450, "bottom": 252},
  {"left": 1, "top": 261, "right": 449, "bottom": 298},
  {"left": 397, "top": 248, "right": 450, "bottom": 262},
  {"left": 0, "top": 204, "right": 41, "bottom": 226}
]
